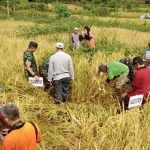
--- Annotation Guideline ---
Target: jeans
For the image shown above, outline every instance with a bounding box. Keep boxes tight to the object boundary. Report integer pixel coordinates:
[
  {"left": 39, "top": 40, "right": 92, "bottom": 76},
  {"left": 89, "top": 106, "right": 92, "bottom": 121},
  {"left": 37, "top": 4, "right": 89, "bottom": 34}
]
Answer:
[{"left": 53, "top": 77, "right": 71, "bottom": 102}]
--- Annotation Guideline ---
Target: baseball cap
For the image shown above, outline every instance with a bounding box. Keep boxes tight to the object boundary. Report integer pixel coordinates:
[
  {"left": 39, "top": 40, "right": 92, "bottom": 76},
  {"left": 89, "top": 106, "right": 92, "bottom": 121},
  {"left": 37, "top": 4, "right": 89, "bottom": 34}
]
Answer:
[
  {"left": 98, "top": 64, "right": 106, "bottom": 73},
  {"left": 133, "top": 56, "right": 144, "bottom": 65},
  {"left": 56, "top": 42, "right": 64, "bottom": 49},
  {"left": 74, "top": 27, "right": 78, "bottom": 31}
]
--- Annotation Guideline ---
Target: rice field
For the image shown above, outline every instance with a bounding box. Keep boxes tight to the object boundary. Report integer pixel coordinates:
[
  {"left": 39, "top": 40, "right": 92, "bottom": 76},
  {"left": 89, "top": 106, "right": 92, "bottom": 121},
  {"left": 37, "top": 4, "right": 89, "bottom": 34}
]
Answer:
[{"left": 1, "top": 5, "right": 150, "bottom": 149}]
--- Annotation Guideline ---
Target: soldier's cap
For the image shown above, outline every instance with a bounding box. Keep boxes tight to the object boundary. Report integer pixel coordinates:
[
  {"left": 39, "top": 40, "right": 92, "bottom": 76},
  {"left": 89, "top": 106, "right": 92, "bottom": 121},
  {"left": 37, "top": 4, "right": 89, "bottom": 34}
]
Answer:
[
  {"left": 56, "top": 42, "right": 64, "bottom": 49},
  {"left": 29, "top": 41, "right": 38, "bottom": 48},
  {"left": 74, "top": 27, "right": 79, "bottom": 31},
  {"left": 132, "top": 56, "right": 145, "bottom": 65},
  {"left": 98, "top": 64, "right": 106, "bottom": 72}
]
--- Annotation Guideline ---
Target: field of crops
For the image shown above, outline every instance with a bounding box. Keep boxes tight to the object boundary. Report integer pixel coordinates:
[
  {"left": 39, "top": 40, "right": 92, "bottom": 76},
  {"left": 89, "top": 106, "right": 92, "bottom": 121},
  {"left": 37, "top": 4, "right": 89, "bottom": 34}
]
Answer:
[{"left": 1, "top": 2, "right": 150, "bottom": 149}]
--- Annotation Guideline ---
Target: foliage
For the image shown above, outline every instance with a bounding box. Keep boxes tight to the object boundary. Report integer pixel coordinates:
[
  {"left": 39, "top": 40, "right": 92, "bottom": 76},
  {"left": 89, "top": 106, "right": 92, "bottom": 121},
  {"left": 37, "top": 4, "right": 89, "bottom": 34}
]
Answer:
[
  {"left": 55, "top": 3, "right": 71, "bottom": 18},
  {"left": 98, "top": 7, "right": 110, "bottom": 16},
  {"left": 145, "top": 0, "right": 150, "bottom": 4},
  {"left": 126, "top": 3, "right": 132, "bottom": 11},
  {"left": 0, "top": 13, "right": 8, "bottom": 20},
  {"left": 26, "top": 2, "right": 47, "bottom": 11}
]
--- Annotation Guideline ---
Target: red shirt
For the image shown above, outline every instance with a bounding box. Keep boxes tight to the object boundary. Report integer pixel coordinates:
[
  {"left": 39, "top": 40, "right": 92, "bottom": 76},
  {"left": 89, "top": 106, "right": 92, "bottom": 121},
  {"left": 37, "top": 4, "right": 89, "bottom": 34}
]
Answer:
[{"left": 128, "top": 67, "right": 150, "bottom": 100}]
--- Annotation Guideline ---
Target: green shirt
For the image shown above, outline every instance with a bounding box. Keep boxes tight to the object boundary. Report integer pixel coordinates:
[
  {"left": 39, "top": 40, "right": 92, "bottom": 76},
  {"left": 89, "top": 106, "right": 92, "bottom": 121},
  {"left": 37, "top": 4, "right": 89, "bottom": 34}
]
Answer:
[
  {"left": 107, "top": 61, "right": 129, "bottom": 80},
  {"left": 23, "top": 50, "right": 37, "bottom": 79}
]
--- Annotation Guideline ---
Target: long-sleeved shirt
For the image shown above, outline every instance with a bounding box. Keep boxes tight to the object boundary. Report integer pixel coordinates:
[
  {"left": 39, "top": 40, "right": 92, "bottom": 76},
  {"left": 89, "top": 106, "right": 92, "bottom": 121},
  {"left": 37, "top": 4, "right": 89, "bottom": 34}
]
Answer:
[
  {"left": 48, "top": 51, "right": 74, "bottom": 81},
  {"left": 143, "top": 48, "right": 150, "bottom": 60},
  {"left": 71, "top": 33, "right": 81, "bottom": 49}
]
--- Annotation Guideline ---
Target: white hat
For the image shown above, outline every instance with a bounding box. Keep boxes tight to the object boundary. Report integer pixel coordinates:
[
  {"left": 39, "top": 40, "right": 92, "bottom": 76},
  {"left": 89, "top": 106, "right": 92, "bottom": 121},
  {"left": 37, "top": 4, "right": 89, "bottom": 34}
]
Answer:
[
  {"left": 56, "top": 42, "right": 64, "bottom": 49},
  {"left": 74, "top": 27, "right": 78, "bottom": 31}
]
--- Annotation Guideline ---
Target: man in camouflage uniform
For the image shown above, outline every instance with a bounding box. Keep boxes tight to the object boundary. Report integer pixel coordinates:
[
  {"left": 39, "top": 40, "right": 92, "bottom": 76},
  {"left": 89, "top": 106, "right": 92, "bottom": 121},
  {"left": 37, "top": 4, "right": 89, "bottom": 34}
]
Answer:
[
  {"left": 23, "top": 41, "right": 39, "bottom": 81},
  {"left": 119, "top": 57, "right": 134, "bottom": 82},
  {"left": 39, "top": 60, "right": 50, "bottom": 91}
]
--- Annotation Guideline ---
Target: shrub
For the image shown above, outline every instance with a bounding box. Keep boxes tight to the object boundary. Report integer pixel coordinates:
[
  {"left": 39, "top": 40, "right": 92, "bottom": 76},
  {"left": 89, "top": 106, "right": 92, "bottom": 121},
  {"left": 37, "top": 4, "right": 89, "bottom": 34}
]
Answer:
[
  {"left": 93, "top": 0, "right": 101, "bottom": 4},
  {"left": 81, "top": 0, "right": 87, "bottom": 4},
  {"left": 98, "top": 7, "right": 110, "bottom": 16},
  {"left": 0, "top": 13, "right": 8, "bottom": 20},
  {"left": 56, "top": 4, "right": 71, "bottom": 18},
  {"left": 126, "top": 3, "right": 132, "bottom": 11},
  {"left": 27, "top": 2, "right": 47, "bottom": 11},
  {"left": 82, "top": 4, "right": 92, "bottom": 10}
]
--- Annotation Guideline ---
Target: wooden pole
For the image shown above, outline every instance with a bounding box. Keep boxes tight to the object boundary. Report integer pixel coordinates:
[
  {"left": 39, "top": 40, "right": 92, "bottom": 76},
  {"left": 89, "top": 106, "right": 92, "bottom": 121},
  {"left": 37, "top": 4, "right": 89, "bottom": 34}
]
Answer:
[{"left": 7, "top": 0, "right": 9, "bottom": 17}]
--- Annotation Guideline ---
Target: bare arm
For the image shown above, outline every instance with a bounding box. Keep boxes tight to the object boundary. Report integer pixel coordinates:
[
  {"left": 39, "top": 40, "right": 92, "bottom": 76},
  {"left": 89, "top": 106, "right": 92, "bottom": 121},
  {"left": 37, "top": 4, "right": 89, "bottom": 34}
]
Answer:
[
  {"left": 122, "top": 86, "right": 134, "bottom": 98},
  {"left": 107, "top": 79, "right": 114, "bottom": 86}
]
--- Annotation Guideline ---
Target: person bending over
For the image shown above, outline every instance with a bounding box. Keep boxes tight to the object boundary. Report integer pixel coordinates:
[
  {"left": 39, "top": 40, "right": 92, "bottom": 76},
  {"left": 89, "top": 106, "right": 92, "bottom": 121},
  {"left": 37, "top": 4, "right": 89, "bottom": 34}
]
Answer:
[{"left": 98, "top": 61, "right": 129, "bottom": 90}]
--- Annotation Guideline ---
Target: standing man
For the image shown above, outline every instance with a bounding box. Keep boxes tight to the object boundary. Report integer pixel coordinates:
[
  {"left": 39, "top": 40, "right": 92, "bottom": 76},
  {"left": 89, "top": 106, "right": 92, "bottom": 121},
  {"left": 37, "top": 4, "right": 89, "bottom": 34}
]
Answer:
[
  {"left": 0, "top": 103, "right": 41, "bottom": 150},
  {"left": 23, "top": 41, "right": 39, "bottom": 81},
  {"left": 98, "top": 61, "right": 129, "bottom": 90},
  {"left": 48, "top": 42, "right": 74, "bottom": 104},
  {"left": 143, "top": 42, "right": 150, "bottom": 60},
  {"left": 121, "top": 56, "right": 150, "bottom": 110},
  {"left": 39, "top": 59, "right": 50, "bottom": 91}
]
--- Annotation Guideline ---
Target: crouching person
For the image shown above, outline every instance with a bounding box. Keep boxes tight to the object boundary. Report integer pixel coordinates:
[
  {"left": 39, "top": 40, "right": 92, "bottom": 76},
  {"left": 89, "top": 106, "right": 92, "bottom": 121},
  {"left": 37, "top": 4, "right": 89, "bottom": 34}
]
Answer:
[
  {"left": 0, "top": 103, "right": 41, "bottom": 150},
  {"left": 98, "top": 61, "right": 129, "bottom": 90},
  {"left": 121, "top": 56, "right": 150, "bottom": 110},
  {"left": 119, "top": 57, "right": 134, "bottom": 82},
  {"left": 39, "top": 59, "right": 50, "bottom": 91}
]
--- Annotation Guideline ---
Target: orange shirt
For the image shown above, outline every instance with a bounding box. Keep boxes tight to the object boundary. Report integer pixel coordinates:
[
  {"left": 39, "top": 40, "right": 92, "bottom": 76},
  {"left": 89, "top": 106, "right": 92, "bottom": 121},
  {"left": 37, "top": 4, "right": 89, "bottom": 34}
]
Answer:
[{"left": 2, "top": 122, "right": 41, "bottom": 150}]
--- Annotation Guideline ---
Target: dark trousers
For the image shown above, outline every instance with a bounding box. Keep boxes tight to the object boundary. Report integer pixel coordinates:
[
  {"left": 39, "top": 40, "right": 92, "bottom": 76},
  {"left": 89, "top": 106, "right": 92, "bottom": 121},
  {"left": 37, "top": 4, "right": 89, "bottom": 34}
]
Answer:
[
  {"left": 53, "top": 77, "right": 71, "bottom": 102},
  {"left": 120, "top": 95, "right": 130, "bottom": 110},
  {"left": 120, "top": 95, "right": 146, "bottom": 111}
]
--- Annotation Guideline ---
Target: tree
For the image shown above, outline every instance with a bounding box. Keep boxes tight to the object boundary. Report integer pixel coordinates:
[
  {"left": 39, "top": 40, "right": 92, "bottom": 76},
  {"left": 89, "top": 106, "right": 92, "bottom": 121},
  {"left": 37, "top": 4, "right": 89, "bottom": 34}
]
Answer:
[{"left": 145, "top": 0, "right": 150, "bottom": 4}]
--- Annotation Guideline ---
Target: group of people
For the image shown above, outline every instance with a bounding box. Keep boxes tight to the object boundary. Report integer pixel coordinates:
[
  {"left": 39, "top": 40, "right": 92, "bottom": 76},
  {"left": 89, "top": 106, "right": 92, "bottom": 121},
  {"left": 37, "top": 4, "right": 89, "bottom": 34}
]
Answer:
[
  {"left": 98, "top": 42, "right": 150, "bottom": 111},
  {"left": 0, "top": 26, "right": 150, "bottom": 149},
  {"left": 23, "top": 39, "right": 150, "bottom": 111},
  {"left": 0, "top": 40, "right": 74, "bottom": 149},
  {"left": 70, "top": 26, "right": 95, "bottom": 49},
  {"left": 23, "top": 41, "right": 74, "bottom": 104},
  {"left": 23, "top": 25, "right": 95, "bottom": 104}
]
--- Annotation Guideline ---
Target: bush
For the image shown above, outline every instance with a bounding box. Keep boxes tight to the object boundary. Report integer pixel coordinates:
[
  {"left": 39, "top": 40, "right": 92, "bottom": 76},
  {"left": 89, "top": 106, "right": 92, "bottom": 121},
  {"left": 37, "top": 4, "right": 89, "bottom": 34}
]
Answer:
[
  {"left": 81, "top": 0, "right": 87, "bottom": 4},
  {"left": 56, "top": 4, "right": 71, "bottom": 18},
  {"left": 82, "top": 3, "right": 92, "bottom": 10},
  {"left": 0, "top": 13, "right": 8, "bottom": 20},
  {"left": 126, "top": 3, "right": 132, "bottom": 11},
  {"left": 93, "top": 0, "right": 101, "bottom": 4},
  {"left": 98, "top": 7, "right": 110, "bottom": 16},
  {"left": 27, "top": 2, "right": 47, "bottom": 11}
]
